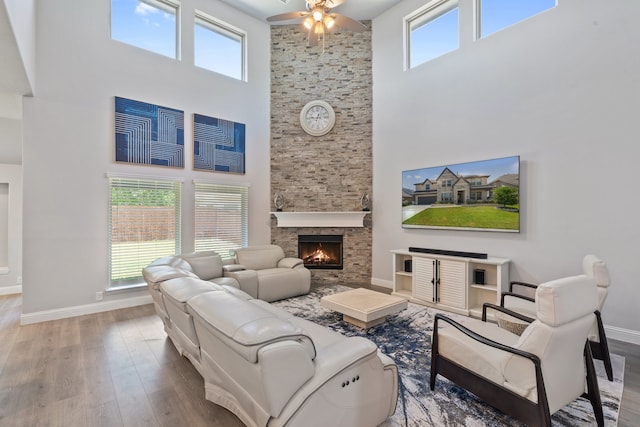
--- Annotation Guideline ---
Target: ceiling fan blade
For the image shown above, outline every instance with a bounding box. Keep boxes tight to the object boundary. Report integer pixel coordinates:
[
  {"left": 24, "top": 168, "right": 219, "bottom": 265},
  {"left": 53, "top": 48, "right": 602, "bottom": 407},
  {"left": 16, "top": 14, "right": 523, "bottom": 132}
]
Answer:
[
  {"left": 267, "top": 11, "right": 309, "bottom": 22},
  {"left": 325, "top": 0, "right": 346, "bottom": 8},
  {"left": 331, "top": 13, "right": 367, "bottom": 32}
]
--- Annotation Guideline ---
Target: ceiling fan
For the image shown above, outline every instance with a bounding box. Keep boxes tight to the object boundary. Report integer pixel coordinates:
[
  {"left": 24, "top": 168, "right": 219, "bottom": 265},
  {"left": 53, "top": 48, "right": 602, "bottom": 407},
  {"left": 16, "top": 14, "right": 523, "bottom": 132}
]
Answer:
[{"left": 267, "top": 0, "right": 367, "bottom": 48}]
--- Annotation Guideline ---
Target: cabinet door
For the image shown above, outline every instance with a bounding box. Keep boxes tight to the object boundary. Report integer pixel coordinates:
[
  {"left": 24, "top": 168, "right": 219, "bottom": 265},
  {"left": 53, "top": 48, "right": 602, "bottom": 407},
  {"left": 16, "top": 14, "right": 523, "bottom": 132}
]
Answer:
[
  {"left": 413, "top": 257, "right": 435, "bottom": 302},
  {"left": 438, "top": 259, "right": 467, "bottom": 309}
]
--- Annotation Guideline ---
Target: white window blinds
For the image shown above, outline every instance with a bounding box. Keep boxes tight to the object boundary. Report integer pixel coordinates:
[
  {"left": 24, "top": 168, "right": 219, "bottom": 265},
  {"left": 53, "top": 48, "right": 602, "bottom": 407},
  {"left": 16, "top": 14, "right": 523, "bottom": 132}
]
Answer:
[
  {"left": 109, "top": 177, "right": 182, "bottom": 287},
  {"left": 194, "top": 182, "right": 248, "bottom": 258}
]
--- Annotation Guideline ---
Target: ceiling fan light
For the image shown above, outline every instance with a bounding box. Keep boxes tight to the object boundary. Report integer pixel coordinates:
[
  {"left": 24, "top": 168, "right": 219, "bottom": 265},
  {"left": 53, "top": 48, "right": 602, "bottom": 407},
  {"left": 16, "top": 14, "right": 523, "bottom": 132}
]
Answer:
[
  {"left": 312, "top": 9, "right": 323, "bottom": 21},
  {"left": 324, "top": 16, "right": 335, "bottom": 29},
  {"left": 314, "top": 22, "right": 324, "bottom": 34},
  {"left": 303, "top": 17, "right": 313, "bottom": 29}
]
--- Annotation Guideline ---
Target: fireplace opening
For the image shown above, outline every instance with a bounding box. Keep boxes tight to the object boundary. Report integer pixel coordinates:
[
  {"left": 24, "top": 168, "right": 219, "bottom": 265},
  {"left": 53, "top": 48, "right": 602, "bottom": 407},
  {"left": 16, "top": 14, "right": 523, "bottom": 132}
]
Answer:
[{"left": 298, "top": 235, "right": 343, "bottom": 270}]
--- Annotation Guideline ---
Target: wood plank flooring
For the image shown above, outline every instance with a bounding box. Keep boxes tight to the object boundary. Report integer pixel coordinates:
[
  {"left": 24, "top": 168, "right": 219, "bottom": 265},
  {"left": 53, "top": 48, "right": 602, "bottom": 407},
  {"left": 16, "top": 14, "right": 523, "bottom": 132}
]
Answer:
[
  {"left": 0, "top": 293, "right": 638, "bottom": 426},
  {"left": 0, "top": 294, "right": 243, "bottom": 427}
]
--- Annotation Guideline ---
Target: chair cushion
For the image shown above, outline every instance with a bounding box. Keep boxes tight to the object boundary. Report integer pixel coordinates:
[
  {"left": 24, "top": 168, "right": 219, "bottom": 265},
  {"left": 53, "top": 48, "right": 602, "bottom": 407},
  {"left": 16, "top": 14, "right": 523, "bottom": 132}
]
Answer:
[
  {"left": 535, "top": 275, "right": 598, "bottom": 327},
  {"left": 181, "top": 251, "right": 224, "bottom": 281},
  {"left": 437, "top": 320, "right": 518, "bottom": 387}
]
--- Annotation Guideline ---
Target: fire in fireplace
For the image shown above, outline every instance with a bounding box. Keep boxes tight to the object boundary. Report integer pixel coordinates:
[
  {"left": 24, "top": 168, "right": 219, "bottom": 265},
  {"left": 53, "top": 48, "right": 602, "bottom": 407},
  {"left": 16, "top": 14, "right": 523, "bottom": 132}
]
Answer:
[{"left": 298, "top": 235, "right": 343, "bottom": 270}]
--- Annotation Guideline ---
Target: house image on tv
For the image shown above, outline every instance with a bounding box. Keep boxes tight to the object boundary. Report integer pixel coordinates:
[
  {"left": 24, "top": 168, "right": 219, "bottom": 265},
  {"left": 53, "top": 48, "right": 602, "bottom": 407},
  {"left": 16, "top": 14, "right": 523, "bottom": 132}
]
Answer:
[{"left": 409, "top": 167, "right": 519, "bottom": 205}]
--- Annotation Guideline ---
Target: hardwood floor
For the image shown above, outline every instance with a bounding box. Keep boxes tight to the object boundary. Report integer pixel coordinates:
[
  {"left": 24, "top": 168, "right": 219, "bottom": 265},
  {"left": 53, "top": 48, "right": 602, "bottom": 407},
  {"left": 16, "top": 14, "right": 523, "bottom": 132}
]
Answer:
[
  {"left": 0, "top": 293, "right": 638, "bottom": 426},
  {"left": 0, "top": 294, "right": 243, "bottom": 427}
]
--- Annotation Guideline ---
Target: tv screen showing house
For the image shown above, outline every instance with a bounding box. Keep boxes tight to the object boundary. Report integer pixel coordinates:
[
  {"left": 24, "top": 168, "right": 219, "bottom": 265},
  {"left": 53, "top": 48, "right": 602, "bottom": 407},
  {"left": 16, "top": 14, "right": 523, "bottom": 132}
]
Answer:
[{"left": 402, "top": 156, "right": 520, "bottom": 233}]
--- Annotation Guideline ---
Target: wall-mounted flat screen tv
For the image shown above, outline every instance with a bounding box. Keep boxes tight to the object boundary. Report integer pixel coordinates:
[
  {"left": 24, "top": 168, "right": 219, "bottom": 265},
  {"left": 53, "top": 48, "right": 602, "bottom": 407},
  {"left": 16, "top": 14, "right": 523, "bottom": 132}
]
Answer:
[{"left": 402, "top": 155, "right": 520, "bottom": 233}]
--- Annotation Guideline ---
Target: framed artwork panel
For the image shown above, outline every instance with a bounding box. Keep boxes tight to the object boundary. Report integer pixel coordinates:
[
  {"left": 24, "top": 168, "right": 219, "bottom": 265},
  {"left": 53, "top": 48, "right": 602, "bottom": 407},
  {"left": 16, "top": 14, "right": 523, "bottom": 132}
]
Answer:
[
  {"left": 193, "top": 113, "right": 246, "bottom": 174},
  {"left": 115, "top": 97, "right": 184, "bottom": 168}
]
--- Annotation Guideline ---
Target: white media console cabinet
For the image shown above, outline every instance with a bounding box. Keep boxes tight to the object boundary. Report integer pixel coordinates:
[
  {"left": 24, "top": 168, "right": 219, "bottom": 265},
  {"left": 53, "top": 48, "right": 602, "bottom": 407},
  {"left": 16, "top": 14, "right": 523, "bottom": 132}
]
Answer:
[{"left": 391, "top": 249, "right": 510, "bottom": 318}]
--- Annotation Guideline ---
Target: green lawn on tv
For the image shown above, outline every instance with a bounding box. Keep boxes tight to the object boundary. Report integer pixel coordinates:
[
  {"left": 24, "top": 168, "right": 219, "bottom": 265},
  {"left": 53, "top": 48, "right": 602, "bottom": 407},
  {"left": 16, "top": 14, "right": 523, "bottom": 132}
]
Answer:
[{"left": 403, "top": 205, "right": 519, "bottom": 230}]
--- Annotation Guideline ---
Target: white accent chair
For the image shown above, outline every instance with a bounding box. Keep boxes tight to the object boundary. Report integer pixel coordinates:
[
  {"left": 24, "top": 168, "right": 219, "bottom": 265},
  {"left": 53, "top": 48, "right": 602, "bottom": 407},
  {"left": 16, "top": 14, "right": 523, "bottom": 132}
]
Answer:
[
  {"left": 502, "top": 254, "right": 613, "bottom": 381},
  {"left": 430, "top": 274, "right": 604, "bottom": 427}
]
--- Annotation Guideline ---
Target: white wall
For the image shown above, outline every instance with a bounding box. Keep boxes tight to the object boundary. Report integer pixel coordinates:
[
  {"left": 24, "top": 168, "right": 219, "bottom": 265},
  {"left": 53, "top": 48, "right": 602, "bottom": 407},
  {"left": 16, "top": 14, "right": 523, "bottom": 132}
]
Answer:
[
  {"left": 372, "top": 0, "right": 640, "bottom": 341},
  {"left": 21, "top": 0, "right": 271, "bottom": 316}
]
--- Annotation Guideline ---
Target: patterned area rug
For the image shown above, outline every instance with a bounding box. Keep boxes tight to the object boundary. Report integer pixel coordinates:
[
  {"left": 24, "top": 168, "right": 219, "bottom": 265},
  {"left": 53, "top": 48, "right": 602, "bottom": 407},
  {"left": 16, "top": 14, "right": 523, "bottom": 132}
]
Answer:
[{"left": 272, "top": 285, "right": 625, "bottom": 427}]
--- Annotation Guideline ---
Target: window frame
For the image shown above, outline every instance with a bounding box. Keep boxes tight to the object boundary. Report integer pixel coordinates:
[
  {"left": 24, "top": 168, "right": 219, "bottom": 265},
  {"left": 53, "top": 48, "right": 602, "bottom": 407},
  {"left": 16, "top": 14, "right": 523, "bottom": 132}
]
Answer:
[
  {"left": 404, "top": 0, "right": 460, "bottom": 70},
  {"left": 110, "top": 0, "right": 181, "bottom": 60},
  {"left": 194, "top": 10, "right": 247, "bottom": 81},
  {"left": 476, "top": 0, "right": 557, "bottom": 40},
  {"left": 193, "top": 181, "right": 249, "bottom": 258},
  {"left": 108, "top": 175, "right": 183, "bottom": 289},
  {"left": 405, "top": 0, "right": 557, "bottom": 68}
]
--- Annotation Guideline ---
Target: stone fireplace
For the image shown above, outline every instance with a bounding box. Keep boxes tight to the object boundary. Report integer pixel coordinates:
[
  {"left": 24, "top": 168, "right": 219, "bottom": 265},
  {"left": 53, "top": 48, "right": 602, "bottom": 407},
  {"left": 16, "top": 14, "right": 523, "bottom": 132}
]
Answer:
[
  {"left": 270, "top": 23, "right": 373, "bottom": 286},
  {"left": 298, "top": 235, "right": 343, "bottom": 270}
]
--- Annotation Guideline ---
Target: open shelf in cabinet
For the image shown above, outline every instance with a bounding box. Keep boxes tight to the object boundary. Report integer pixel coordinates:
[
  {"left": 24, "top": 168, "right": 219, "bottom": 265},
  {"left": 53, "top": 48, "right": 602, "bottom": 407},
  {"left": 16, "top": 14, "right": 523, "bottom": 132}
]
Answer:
[{"left": 392, "top": 251, "right": 414, "bottom": 296}]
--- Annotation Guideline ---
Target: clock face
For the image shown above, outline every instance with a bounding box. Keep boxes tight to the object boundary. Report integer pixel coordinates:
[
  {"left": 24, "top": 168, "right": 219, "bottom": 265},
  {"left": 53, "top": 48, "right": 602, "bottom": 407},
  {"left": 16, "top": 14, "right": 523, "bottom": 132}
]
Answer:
[{"left": 300, "top": 100, "right": 335, "bottom": 136}]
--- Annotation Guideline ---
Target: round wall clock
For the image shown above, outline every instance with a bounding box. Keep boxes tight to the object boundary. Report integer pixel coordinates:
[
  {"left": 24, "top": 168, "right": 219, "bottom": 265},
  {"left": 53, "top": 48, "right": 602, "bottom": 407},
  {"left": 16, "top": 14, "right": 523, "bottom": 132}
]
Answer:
[{"left": 299, "top": 100, "right": 335, "bottom": 136}]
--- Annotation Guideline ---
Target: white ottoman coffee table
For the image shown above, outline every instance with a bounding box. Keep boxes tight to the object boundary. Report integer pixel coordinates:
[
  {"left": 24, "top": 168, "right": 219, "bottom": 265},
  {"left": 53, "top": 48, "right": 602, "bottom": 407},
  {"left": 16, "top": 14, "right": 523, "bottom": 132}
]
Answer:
[{"left": 320, "top": 287, "right": 408, "bottom": 328}]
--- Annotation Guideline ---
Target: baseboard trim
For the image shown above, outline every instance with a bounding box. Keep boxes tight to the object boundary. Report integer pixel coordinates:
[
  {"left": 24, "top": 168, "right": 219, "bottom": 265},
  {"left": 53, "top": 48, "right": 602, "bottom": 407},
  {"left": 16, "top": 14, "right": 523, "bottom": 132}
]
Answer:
[
  {"left": 371, "top": 277, "right": 392, "bottom": 289},
  {"left": 20, "top": 294, "right": 153, "bottom": 325},
  {"left": 0, "top": 285, "right": 22, "bottom": 295},
  {"left": 605, "top": 325, "right": 640, "bottom": 346}
]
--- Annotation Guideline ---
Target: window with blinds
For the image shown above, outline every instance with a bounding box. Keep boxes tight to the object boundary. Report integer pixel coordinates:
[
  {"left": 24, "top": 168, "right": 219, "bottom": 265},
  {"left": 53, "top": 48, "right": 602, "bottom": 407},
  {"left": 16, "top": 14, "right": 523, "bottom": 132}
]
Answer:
[
  {"left": 194, "top": 182, "right": 248, "bottom": 258},
  {"left": 109, "top": 177, "right": 182, "bottom": 287}
]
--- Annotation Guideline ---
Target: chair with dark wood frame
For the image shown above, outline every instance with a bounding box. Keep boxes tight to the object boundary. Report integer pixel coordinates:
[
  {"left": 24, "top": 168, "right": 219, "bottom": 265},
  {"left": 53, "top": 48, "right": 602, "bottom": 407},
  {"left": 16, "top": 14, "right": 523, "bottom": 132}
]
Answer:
[
  {"left": 501, "top": 254, "right": 613, "bottom": 381},
  {"left": 430, "top": 275, "right": 604, "bottom": 427}
]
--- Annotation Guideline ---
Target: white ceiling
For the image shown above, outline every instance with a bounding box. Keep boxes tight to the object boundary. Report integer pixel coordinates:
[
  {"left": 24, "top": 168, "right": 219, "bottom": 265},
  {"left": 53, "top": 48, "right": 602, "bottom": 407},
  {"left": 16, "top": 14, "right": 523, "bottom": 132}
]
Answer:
[{"left": 219, "top": 0, "right": 403, "bottom": 21}]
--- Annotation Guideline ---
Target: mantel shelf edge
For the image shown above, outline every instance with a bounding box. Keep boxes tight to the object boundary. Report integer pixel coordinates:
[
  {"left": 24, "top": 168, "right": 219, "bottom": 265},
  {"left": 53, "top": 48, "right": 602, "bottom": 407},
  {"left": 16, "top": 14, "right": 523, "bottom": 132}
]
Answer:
[{"left": 271, "top": 212, "right": 369, "bottom": 228}]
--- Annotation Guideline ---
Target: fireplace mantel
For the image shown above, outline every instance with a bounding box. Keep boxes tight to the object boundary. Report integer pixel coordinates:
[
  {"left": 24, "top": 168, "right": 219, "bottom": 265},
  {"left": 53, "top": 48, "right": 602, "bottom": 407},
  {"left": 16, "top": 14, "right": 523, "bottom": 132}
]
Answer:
[{"left": 271, "top": 212, "right": 369, "bottom": 228}]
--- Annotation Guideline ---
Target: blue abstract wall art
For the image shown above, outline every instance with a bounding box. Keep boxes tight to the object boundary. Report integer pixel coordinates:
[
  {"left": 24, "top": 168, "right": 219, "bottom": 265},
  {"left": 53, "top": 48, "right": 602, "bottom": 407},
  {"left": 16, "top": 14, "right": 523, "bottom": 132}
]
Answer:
[
  {"left": 115, "top": 97, "right": 184, "bottom": 168},
  {"left": 193, "top": 113, "right": 246, "bottom": 174}
]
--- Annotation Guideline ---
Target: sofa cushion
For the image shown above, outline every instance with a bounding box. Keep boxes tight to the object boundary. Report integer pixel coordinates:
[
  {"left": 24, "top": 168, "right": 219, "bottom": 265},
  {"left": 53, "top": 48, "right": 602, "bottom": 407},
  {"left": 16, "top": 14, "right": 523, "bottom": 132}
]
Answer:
[
  {"left": 161, "top": 277, "right": 223, "bottom": 311},
  {"left": 209, "top": 276, "right": 240, "bottom": 289},
  {"left": 147, "top": 255, "right": 192, "bottom": 270},
  {"left": 187, "top": 291, "right": 315, "bottom": 363},
  {"left": 142, "top": 265, "right": 198, "bottom": 290},
  {"left": 181, "top": 251, "right": 224, "bottom": 281}
]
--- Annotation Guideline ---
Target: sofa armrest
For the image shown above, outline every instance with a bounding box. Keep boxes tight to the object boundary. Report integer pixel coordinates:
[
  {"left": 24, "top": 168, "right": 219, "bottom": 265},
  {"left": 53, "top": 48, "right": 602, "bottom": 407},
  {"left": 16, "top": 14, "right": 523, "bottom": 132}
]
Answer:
[
  {"left": 278, "top": 257, "right": 305, "bottom": 269},
  {"left": 223, "top": 264, "right": 246, "bottom": 273},
  {"left": 274, "top": 336, "right": 390, "bottom": 424},
  {"left": 224, "top": 269, "right": 258, "bottom": 298},
  {"left": 259, "top": 340, "right": 316, "bottom": 417}
]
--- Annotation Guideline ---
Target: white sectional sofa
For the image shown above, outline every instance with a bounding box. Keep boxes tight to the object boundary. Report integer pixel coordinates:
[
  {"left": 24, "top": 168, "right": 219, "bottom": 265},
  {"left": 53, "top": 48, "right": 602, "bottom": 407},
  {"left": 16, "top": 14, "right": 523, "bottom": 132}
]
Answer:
[{"left": 142, "top": 250, "right": 398, "bottom": 427}]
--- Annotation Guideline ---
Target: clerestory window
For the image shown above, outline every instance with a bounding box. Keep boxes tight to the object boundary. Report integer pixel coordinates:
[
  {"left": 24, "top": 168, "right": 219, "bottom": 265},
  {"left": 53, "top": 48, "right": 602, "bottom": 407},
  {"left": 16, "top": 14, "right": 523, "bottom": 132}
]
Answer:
[
  {"left": 406, "top": 1, "right": 459, "bottom": 69},
  {"left": 478, "top": 0, "right": 557, "bottom": 38},
  {"left": 194, "top": 11, "right": 246, "bottom": 81},
  {"left": 406, "top": 0, "right": 557, "bottom": 69},
  {"left": 111, "top": 0, "right": 180, "bottom": 59}
]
